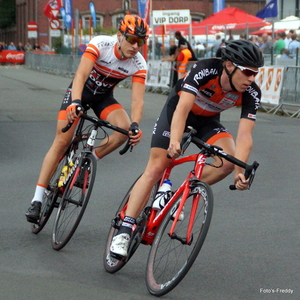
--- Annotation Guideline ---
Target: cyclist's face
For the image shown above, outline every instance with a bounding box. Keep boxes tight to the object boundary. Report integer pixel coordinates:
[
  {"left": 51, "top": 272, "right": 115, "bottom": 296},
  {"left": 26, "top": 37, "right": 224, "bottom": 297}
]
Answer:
[
  {"left": 117, "top": 32, "right": 144, "bottom": 58},
  {"left": 227, "top": 62, "right": 258, "bottom": 92}
]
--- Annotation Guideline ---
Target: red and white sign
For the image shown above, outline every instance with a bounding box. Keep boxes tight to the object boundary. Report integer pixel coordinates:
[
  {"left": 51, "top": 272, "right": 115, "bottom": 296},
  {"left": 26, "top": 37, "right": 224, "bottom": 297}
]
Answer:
[
  {"left": 44, "top": 0, "right": 62, "bottom": 19},
  {"left": 27, "top": 21, "right": 38, "bottom": 38},
  {"left": 49, "top": 18, "right": 61, "bottom": 30},
  {"left": 0, "top": 50, "right": 25, "bottom": 64},
  {"left": 27, "top": 21, "right": 38, "bottom": 31}
]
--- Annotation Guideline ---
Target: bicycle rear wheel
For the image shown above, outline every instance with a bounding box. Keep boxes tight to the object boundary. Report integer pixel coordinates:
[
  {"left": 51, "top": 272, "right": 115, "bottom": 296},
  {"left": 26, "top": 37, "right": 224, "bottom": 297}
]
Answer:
[
  {"left": 146, "top": 182, "right": 213, "bottom": 296},
  {"left": 52, "top": 153, "right": 97, "bottom": 251},
  {"left": 103, "top": 176, "right": 158, "bottom": 273},
  {"left": 31, "top": 156, "right": 66, "bottom": 234}
]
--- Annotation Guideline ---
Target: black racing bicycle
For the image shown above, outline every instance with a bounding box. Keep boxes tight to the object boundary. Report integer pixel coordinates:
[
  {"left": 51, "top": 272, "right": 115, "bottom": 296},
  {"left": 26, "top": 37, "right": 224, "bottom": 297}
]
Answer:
[{"left": 31, "top": 107, "right": 133, "bottom": 251}]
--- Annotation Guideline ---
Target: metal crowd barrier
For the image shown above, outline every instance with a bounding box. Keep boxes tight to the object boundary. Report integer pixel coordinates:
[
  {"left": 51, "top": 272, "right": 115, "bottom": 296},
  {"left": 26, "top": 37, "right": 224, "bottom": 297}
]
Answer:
[
  {"left": 24, "top": 52, "right": 300, "bottom": 118},
  {"left": 269, "top": 66, "right": 300, "bottom": 118}
]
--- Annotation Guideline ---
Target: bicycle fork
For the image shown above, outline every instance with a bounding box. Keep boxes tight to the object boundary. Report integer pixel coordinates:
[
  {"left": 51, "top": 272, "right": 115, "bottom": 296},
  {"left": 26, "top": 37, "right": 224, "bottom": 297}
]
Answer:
[{"left": 169, "top": 153, "right": 207, "bottom": 245}]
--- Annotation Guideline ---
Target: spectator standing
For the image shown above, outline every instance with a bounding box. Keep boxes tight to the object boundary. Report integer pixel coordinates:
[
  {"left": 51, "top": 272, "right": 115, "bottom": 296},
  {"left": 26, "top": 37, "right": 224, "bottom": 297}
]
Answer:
[
  {"left": 287, "top": 33, "right": 300, "bottom": 58},
  {"left": 8, "top": 42, "right": 16, "bottom": 50},
  {"left": 0, "top": 41, "right": 7, "bottom": 50},
  {"left": 212, "top": 34, "right": 222, "bottom": 54},
  {"left": 41, "top": 42, "right": 51, "bottom": 51},
  {"left": 260, "top": 33, "right": 273, "bottom": 54},
  {"left": 284, "top": 30, "right": 295, "bottom": 49},
  {"left": 24, "top": 42, "right": 33, "bottom": 51},
  {"left": 176, "top": 44, "right": 192, "bottom": 79},
  {"left": 17, "top": 42, "right": 25, "bottom": 51},
  {"left": 162, "top": 38, "right": 178, "bottom": 87},
  {"left": 194, "top": 42, "right": 205, "bottom": 58},
  {"left": 174, "top": 31, "right": 197, "bottom": 62},
  {"left": 154, "top": 37, "right": 162, "bottom": 60},
  {"left": 274, "top": 32, "right": 286, "bottom": 54},
  {"left": 33, "top": 42, "right": 41, "bottom": 50}
]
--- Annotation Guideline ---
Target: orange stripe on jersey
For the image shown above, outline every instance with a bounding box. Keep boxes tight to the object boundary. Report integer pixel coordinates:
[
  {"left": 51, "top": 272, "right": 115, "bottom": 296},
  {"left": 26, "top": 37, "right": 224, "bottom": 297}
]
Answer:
[
  {"left": 206, "top": 132, "right": 233, "bottom": 145},
  {"left": 132, "top": 69, "right": 146, "bottom": 84},
  {"left": 83, "top": 43, "right": 100, "bottom": 62},
  {"left": 94, "top": 64, "right": 126, "bottom": 79},
  {"left": 100, "top": 103, "right": 123, "bottom": 120}
]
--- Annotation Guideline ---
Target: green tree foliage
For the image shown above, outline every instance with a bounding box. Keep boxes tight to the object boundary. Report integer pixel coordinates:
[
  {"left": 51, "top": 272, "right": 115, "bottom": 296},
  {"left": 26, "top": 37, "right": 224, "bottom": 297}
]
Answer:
[{"left": 0, "top": 0, "right": 15, "bottom": 29}]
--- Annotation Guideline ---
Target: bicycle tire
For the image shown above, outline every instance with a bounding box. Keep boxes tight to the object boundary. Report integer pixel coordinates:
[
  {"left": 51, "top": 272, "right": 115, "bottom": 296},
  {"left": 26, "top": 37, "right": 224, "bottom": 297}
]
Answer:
[
  {"left": 146, "top": 181, "right": 213, "bottom": 296},
  {"left": 103, "top": 175, "right": 159, "bottom": 273},
  {"left": 52, "top": 153, "right": 97, "bottom": 251},
  {"left": 31, "top": 156, "right": 67, "bottom": 234}
]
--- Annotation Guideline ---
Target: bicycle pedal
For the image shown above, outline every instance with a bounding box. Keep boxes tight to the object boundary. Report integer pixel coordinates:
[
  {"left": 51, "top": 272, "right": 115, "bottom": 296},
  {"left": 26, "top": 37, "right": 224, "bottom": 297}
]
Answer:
[{"left": 109, "top": 251, "right": 125, "bottom": 261}]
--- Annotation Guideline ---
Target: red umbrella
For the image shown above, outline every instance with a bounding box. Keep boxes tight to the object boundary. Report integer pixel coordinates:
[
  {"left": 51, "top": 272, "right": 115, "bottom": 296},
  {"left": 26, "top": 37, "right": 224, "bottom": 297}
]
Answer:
[{"left": 196, "top": 7, "right": 271, "bottom": 31}]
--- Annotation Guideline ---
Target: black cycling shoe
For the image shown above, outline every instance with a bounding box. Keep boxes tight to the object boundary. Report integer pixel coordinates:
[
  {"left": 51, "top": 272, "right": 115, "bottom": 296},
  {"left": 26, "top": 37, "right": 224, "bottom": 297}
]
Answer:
[{"left": 25, "top": 201, "right": 42, "bottom": 223}]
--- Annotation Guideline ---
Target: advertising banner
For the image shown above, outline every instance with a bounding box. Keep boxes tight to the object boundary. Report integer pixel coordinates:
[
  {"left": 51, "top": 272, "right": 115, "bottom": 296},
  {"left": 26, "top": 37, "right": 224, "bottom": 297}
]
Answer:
[
  {"left": 0, "top": 50, "right": 25, "bottom": 64},
  {"left": 256, "top": 66, "right": 284, "bottom": 105}
]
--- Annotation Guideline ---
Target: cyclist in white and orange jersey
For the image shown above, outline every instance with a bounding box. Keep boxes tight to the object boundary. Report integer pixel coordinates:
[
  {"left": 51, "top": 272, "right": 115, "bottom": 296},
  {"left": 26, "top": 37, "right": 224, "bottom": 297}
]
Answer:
[
  {"left": 26, "top": 14, "right": 149, "bottom": 223},
  {"left": 110, "top": 40, "right": 264, "bottom": 258}
]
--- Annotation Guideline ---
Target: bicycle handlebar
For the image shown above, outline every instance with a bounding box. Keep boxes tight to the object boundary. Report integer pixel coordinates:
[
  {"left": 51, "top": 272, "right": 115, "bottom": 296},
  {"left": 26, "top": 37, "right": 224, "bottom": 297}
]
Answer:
[
  {"left": 181, "top": 126, "right": 259, "bottom": 190},
  {"left": 61, "top": 106, "right": 132, "bottom": 155}
]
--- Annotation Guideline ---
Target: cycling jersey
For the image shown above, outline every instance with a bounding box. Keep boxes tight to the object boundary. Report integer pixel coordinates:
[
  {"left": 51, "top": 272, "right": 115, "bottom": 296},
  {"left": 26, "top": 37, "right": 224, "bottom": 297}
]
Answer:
[
  {"left": 173, "top": 58, "right": 261, "bottom": 120},
  {"left": 58, "top": 35, "right": 147, "bottom": 121},
  {"left": 83, "top": 35, "right": 147, "bottom": 95},
  {"left": 151, "top": 58, "right": 262, "bottom": 150}
]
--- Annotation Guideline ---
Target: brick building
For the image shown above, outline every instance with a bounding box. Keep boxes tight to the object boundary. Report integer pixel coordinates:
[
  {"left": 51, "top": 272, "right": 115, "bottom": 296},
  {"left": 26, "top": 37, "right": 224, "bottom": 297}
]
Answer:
[{"left": 10, "top": 0, "right": 268, "bottom": 48}]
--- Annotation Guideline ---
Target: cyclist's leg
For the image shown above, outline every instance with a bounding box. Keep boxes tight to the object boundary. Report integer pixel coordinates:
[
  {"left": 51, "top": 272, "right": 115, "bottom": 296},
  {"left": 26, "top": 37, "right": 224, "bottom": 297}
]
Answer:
[
  {"left": 26, "top": 92, "right": 77, "bottom": 222},
  {"left": 110, "top": 102, "right": 172, "bottom": 257},
  {"left": 200, "top": 133, "right": 235, "bottom": 185},
  {"left": 126, "top": 148, "right": 170, "bottom": 219},
  {"left": 110, "top": 147, "right": 170, "bottom": 257},
  {"left": 94, "top": 107, "right": 130, "bottom": 159},
  {"left": 88, "top": 94, "right": 130, "bottom": 159}
]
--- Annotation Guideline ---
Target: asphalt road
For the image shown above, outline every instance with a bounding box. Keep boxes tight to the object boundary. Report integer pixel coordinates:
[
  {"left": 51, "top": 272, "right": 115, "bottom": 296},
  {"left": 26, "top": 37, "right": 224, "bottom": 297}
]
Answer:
[{"left": 0, "top": 65, "right": 299, "bottom": 300}]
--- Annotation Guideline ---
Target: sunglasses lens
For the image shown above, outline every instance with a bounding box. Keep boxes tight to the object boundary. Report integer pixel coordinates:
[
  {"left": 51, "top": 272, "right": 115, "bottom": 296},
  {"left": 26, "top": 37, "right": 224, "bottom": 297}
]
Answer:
[
  {"left": 242, "top": 69, "right": 258, "bottom": 77},
  {"left": 125, "top": 36, "right": 145, "bottom": 46}
]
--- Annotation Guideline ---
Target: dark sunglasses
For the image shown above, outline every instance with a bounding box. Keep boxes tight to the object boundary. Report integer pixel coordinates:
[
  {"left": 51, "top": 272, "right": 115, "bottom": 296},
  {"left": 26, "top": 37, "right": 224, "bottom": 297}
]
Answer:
[
  {"left": 233, "top": 63, "right": 259, "bottom": 77},
  {"left": 124, "top": 34, "right": 146, "bottom": 47}
]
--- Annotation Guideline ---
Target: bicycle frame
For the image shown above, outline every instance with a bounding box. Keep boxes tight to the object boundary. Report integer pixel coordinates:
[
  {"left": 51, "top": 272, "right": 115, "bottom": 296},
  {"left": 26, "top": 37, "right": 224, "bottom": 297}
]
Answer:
[{"left": 140, "top": 151, "right": 207, "bottom": 246}]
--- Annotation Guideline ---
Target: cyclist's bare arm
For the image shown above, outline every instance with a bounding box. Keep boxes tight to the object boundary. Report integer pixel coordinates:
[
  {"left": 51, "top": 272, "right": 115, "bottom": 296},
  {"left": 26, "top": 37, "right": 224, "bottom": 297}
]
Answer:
[
  {"left": 67, "top": 57, "right": 95, "bottom": 122},
  {"left": 234, "top": 118, "right": 255, "bottom": 190},
  {"left": 129, "top": 81, "right": 145, "bottom": 146}
]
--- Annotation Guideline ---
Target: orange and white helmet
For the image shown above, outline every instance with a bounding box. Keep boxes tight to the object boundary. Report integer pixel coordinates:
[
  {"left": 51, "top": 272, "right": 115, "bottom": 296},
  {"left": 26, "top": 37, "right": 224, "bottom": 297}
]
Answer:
[{"left": 119, "top": 14, "right": 149, "bottom": 40}]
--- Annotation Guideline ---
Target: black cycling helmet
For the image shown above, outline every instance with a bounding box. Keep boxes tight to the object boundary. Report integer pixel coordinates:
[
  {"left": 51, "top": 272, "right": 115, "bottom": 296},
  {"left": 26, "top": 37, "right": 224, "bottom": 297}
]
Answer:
[{"left": 221, "top": 39, "right": 264, "bottom": 68}]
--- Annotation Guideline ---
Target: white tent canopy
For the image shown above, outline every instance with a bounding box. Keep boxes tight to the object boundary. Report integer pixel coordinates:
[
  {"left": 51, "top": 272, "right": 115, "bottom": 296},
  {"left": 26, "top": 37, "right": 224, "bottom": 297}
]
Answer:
[{"left": 262, "top": 15, "right": 300, "bottom": 30}]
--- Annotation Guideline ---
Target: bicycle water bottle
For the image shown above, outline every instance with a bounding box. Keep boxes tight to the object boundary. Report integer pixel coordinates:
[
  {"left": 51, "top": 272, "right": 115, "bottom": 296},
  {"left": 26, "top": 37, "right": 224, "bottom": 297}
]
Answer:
[
  {"left": 152, "top": 179, "right": 173, "bottom": 211},
  {"left": 58, "top": 161, "right": 74, "bottom": 187}
]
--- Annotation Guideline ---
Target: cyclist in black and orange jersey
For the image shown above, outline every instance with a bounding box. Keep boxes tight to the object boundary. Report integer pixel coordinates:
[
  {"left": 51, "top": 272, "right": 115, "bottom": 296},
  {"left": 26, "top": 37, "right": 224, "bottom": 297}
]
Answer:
[
  {"left": 110, "top": 39, "right": 264, "bottom": 258},
  {"left": 25, "top": 14, "right": 149, "bottom": 223}
]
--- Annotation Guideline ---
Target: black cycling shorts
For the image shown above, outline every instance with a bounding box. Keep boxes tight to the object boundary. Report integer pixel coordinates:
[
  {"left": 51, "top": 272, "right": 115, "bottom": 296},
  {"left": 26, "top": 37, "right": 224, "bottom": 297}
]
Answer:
[{"left": 58, "top": 83, "right": 123, "bottom": 121}]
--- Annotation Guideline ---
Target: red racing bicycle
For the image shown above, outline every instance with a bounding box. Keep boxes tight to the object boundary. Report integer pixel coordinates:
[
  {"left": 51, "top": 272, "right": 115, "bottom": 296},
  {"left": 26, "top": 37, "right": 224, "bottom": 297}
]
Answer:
[{"left": 103, "top": 126, "right": 259, "bottom": 296}]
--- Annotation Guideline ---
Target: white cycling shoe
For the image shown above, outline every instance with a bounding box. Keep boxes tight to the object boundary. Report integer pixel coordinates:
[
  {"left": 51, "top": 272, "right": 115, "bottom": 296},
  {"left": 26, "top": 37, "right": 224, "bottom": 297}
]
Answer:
[{"left": 110, "top": 233, "right": 130, "bottom": 258}]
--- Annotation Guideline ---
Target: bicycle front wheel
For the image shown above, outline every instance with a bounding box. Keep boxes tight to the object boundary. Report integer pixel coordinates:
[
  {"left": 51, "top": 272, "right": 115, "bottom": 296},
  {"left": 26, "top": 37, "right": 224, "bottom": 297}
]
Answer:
[
  {"left": 146, "top": 182, "right": 213, "bottom": 296},
  {"left": 52, "top": 153, "right": 97, "bottom": 251},
  {"left": 31, "top": 156, "right": 66, "bottom": 234}
]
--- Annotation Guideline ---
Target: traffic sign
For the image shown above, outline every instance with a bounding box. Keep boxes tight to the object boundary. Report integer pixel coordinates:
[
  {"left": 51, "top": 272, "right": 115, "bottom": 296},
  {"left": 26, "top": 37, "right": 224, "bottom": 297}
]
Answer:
[
  {"left": 27, "top": 21, "right": 38, "bottom": 38},
  {"left": 27, "top": 21, "right": 38, "bottom": 31},
  {"left": 49, "top": 18, "right": 61, "bottom": 30}
]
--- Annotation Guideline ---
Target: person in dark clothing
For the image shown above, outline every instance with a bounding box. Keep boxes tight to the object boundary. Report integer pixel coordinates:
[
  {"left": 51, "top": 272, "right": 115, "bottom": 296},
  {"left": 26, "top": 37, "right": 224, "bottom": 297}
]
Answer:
[
  {"left": 174, "top": 31, "right": 197, "bottom": 61},
  {"left": 162, "top": 38, "right": 178, "bottom": 87}
]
